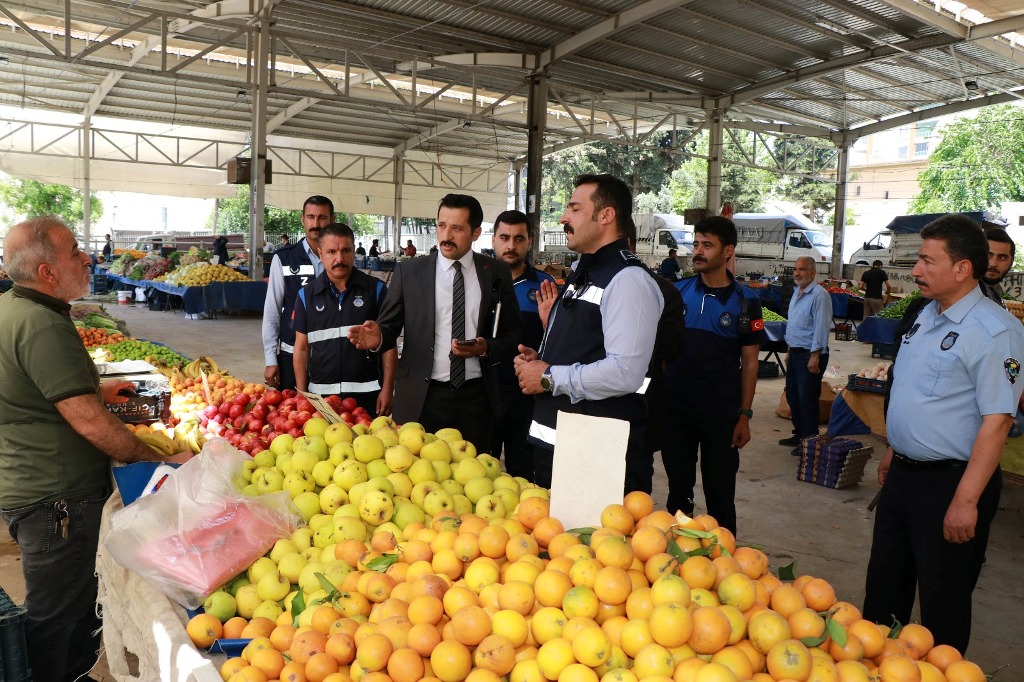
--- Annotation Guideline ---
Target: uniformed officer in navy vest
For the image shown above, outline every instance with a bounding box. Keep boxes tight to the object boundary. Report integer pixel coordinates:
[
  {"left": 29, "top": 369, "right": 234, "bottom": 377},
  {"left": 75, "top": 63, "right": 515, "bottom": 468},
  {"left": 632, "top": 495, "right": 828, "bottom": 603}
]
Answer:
[
  {"left": 291, "top": 223, "right": 396, "bottom": 416},
  {"left": 864, "top": 214, "right": 1024, "bottom": 653},
  {"left": 489, "top": 210, "right": 556, "bottom": 482},
  {"left": 262, "top": 195, "right": 332, "bottom": 390},
  {"left": 515, "top": 174, "right": 664, "bottom": 491}
]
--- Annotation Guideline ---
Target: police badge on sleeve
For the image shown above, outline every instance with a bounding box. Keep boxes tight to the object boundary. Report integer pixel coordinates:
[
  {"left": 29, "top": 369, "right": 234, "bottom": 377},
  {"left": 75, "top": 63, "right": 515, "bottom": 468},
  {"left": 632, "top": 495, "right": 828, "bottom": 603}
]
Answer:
[{"left": 1005, "top": 358, "right": 1020, "bottom": 384}]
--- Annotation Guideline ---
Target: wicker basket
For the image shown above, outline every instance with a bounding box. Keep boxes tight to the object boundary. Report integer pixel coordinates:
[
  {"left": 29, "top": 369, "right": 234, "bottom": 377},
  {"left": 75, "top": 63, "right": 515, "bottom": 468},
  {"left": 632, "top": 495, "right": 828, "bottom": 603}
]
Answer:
[{"left": 797, "top": 437, "right": 873, "bottom": 489}]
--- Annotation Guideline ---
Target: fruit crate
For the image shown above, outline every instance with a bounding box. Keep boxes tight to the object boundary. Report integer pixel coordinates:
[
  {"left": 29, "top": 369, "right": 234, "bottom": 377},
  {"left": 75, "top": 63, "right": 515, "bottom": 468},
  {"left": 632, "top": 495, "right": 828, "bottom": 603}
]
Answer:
[
  {"left": 847, "top": 374, "right": 887, "bottom": 394},
  {"left": 797, "top": 437, "right": 873, "bottom": 489},
  {"left": 90, "top": 272, "right": 109, "bottom": 295},
  {"left": 758, "top": 360, "right": 780, "bottom": 378},
  {"left": 0, "top": 585, "right": 32, "bottom": 682},
  {"left": 871, "top": 342, "right": 896, "bottom": 360},
  {"left": 834, "top": 323, "right": 856, "bottom": 342}
]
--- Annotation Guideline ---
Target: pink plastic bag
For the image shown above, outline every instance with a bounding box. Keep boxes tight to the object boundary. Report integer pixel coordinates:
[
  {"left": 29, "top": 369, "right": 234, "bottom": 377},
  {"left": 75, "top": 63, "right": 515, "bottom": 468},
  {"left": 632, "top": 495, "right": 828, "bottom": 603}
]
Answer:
[{"left": 104, "top": 438, "right": 301, "bottom": 609}]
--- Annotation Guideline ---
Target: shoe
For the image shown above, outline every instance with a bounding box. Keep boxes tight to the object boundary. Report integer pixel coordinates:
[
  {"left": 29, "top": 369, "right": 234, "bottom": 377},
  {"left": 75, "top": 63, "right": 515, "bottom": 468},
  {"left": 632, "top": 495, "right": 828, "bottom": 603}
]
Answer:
[
  {"left": 778, "top": 436, "right": 800, "bottom": 446},
  {"left": 790, "top": 447, "right": 801, "bottom": 457}
]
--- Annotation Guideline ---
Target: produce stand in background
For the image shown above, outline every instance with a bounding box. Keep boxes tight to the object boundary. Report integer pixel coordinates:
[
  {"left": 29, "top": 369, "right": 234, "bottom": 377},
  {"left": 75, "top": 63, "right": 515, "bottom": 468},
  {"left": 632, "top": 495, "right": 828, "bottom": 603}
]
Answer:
[
  {"left": 829, "top": 292, "right": 864, "bottom": 330},
  {"left": 105, "top": 273, "right": 267, "bottom": 317},
  {"left": 855, "top": 316, "right": 899, "bottom": 346},
  {"left": 761, "top": 321, "right": 788, "bottom": 374}
]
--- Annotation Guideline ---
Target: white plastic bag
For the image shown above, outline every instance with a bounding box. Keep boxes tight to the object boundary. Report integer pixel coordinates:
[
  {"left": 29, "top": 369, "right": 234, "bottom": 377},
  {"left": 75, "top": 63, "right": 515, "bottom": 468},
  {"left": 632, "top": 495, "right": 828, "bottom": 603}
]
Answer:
[{"left": 104, "top": 438, "right": 301, "bottom": 609}]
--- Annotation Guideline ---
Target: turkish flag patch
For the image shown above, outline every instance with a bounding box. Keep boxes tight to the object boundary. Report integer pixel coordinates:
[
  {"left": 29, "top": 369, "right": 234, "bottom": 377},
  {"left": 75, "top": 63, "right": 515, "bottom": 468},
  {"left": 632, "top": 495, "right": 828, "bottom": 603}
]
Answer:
[{"left": 751, "top": 318, "right": 765, "bottom": 332}]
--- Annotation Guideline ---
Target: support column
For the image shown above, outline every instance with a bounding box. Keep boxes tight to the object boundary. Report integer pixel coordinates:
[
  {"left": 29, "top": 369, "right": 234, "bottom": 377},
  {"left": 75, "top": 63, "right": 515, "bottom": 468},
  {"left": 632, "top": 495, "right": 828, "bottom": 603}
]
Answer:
[
  {"left": 831, "top": 145, "right": 850, "bottom": 278},
  {"left": 82, "top": 117, "right": 91, "bottom": 250},
  {"left": 513, "top": 163, "right": 523, "bottom": 212},
  {"left": 393, "top": 153, "right": 404, "bottom": 252},
  {"left": 526, "top": 74, "right": 547, "bottom": 261},
  {"left": 706, "top": 111, "right": 724, "bottom": 216},
  {"left": 247, "top": 17, "right": 271, "bottom": 280}
]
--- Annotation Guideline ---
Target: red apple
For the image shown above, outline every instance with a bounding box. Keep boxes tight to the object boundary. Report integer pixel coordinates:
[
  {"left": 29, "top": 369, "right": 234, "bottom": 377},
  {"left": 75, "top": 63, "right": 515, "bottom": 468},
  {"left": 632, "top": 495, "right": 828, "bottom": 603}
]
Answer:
[
  {"left": 283, "top": 389, "right": 297, "bottom": 398},
  {"left": 264, "top": 390, "right": 282, "bottom": 406},
  {"left": 248, "top": 418, "right": 264, "bottom": 433},
  {"left": 232, "top": 393, "right": 250, "bottom": 406},
  {"left": 293, "top": 411, "right": 312, "bottom": 427},
  {"left": 287, "top": 427, "right": 303, "bottom": 438},
  {"left": 341, "top": 397, "right": 357, "bottom": 412}
]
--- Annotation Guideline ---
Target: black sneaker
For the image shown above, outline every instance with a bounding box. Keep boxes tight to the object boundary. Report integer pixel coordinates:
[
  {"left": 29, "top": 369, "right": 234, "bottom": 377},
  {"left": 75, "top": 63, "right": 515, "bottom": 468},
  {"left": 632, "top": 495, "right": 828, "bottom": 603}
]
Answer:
[
  {"left": 790, "top": 447, "right": 801, "bottom": 457},
  {"left": 778, "top": 436, "right": 800, "bottom": 446}
]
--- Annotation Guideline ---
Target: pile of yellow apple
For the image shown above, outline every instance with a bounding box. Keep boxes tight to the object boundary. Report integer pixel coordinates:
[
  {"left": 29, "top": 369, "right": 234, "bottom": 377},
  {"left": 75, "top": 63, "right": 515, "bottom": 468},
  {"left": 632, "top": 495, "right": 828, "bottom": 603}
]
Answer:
[{"left": 184, "top": 417, "right": 986, "bottom": 682}]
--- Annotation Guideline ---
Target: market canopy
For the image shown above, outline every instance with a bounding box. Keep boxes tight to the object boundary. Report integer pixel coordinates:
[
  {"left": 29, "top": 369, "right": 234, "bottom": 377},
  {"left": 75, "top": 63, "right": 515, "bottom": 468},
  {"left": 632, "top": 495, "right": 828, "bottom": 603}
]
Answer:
[{"left": 0, "top": 0, "right": 1021, "bottom": 217}]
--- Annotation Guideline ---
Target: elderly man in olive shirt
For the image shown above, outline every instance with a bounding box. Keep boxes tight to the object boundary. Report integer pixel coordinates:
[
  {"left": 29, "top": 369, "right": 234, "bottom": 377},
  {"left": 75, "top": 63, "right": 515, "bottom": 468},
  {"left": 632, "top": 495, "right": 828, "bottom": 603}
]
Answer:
[{"left": 0, "top": 217, "right": 191, "bottom": 682}]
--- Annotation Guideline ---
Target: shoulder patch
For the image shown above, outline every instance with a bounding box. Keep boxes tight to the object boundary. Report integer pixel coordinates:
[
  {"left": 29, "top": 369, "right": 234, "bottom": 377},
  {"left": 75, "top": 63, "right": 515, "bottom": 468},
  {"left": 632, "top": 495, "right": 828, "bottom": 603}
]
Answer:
[{"left": 1005, "top": 358, "right": 1020, "bottom": 384}]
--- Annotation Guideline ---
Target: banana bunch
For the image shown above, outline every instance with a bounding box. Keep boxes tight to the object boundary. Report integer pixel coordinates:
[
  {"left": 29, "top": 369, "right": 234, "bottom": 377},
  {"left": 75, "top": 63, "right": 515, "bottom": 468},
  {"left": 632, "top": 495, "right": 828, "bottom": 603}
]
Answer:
[
  {"left": 181, "top": 356, "right": 228, "bottom": 379},
  {"left": 137, "top": 430, "right": 179, "bottom": 457},
  {"left": 144, "top": 355, "right": 181, "bottom": 378},
  {"left": 172, "top": 419, "right": 207, "bottom": 454}
]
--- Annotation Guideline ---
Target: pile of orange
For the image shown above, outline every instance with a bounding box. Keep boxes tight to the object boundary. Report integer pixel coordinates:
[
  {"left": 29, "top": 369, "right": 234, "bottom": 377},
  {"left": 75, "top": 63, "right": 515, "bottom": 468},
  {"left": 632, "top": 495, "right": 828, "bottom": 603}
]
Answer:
[{"left": 192, "top": 492, "right": 987, "bottom": 682}]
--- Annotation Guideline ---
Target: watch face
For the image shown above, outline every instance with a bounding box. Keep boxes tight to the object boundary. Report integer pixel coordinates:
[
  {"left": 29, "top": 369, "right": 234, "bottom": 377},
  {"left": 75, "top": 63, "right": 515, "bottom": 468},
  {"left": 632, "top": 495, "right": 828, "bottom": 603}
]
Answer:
[{"left": 541, "top": 374, "right": 552, "bottom": 391}]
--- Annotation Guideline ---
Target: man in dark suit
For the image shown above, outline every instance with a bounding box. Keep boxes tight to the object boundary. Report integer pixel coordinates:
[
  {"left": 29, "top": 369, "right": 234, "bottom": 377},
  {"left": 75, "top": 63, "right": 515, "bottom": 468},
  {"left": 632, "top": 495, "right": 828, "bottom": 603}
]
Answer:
[{"left": 349, "top": 194, "right": 522, "bottom": 449}]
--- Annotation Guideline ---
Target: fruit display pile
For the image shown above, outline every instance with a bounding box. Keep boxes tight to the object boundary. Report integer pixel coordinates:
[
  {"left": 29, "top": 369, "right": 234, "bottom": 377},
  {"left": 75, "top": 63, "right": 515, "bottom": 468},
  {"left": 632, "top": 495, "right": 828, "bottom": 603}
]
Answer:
[
  {"left": 158, "top": 262, "right": 249, "bottom": 286},
  {"left": 99, "top": 339, "right": 190, "bottom": 365},
  {"left": 761, "top": 310, "right": 786, "bottom": 322},
  {"left": 179, "top": 246, "right": 214, "bottom": 267},
  {"left": 876, "top": 291, "right": 922, "bottom": 319},
  {"left": 1003, "top": 300, "right": 1024, "bottom": 323},
  {"left": 174, "top": 417, "right": 986, "bottom": 682},
  {"left": 825, "top": 286, "right": 852, "bottom": 295},
  {"left": 78, "top": 326, "right": 127, "bottom": 347}
]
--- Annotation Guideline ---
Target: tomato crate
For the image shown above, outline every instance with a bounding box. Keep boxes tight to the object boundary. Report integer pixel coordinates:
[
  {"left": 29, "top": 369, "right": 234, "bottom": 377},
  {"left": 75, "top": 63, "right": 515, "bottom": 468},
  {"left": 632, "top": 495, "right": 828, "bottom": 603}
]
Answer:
[
  {"left": 847, "top": 374, "right": 887, "bottom": 394},
  {"left": 0, "top": 586, "right": 32, "bottom": 682}
]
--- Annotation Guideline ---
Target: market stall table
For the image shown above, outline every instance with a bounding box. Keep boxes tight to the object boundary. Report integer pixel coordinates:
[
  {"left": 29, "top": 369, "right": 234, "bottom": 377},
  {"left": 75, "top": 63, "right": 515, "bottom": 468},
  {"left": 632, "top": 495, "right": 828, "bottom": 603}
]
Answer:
[
  {"left": 106, "top": 273, "right": 267, "bottom": 317},
  {"left": 762, "top": 321, "right": 787, "bottom": 375},
  {"left": 830, "top": 293, "right": 864, "bottom": 329}
]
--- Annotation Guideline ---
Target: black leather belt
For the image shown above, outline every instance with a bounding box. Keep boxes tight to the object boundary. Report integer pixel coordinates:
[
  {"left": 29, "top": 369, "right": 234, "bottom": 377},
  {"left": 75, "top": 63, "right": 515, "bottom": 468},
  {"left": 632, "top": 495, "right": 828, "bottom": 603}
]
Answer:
[
  {"left": 429, "top": 378, "right": 483, "bottom": 390},
  {"left": 892, "top": 452, "right": 967, "bottom": 471},
  {"left": 789, "top": 347, "right": 809, "bottom": 353}
]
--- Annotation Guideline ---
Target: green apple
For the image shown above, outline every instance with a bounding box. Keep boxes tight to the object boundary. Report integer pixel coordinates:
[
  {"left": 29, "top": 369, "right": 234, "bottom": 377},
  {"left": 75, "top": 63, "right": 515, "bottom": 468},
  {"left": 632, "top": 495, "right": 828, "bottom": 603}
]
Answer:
[
  {"left": 324, "top": 422, "right": 355, "bottom": 448},
  {"left": 308, "top": 513, "right": 332, "bottom": 532},
  {"left": 384, "top": 444, "right": 415, "bottom": 473},
  {"left": 387, "top": 472, "right": 413, "bottom": 499},
  {"left": 257, "top": 569, "right": 291, "bottom": 602},
  {"left": 292, "top": 491, "right": 322, "bottom": 521},
  {"left": 423, "top": 489, "right": 455, "bottom": 518},
  {"left": 320, "top": 545, "right": 338, "bottom": 563},
  {"left": 270, "top": 433, "right": 295, "bottom": 457},
  {"left": 270, "top": 538, "right": 299, "bottom": 563},
  {"left": 411, "top": 480, "right": 441, "bottom": 507},
  {"left": 277, "top": 552, "right": 308, "bottom": 584},
  {"left": 493, "top": 474, "right": 521, "bottom": 495},
  {"left": 407, "top": 458, "right": 438, "bottom": 484},
  {"left": 359, "top": 490, "right": 395, "bottom": 525},
  {"left": 440, "top": 479, "right": 464, "bottom": 498},
  {"left": 293, "top": 435, "right": 328, "bottom": 460},
  {"left": 398, "top": 427, "right": 427, "bottom": 455},
  {"left": 313, "top": 522, "right": 337, "bottom": 549},
  {"left": 234, "top": 584, "right": 262, "bottom": 619},
  {"left": 290, "top": 449, "right": 321, "bottom": 475},
  {"left": 366, "top": 458, "right": 392, "bottom": 480},
  {"left": 475, "top": 494, "right": 506, "bottom": 521},
  {"left": 464, "top": 476, "right": 494, "bottom": 504},
  {"left": 311, "top": 460, "right": 336, "bottom": 488},
  {"left": 291, "top": 527, "right": 314, "bottom": 551},
  {"left": 298, "top": 561, "right": 327, "bottom": 595},
  {"left": 256, "top": 469, "right": 284, "bottom": 494},
  {"left": 434, "top": 427, "right": 463, "bottom": 443},
  {"left": 370, "top": 415, "right": 397, "bottom": 432},
  {"left": 494, "top": 488, "right": 519, "bottom": 516},
  {"left": 251, "top": 448, "right": 276, "bottom": 469},
  {"left": 303, "top": 417, "right": 330, "bottom": 439},
  {"left": 329, "top": 441, "right": 356, "bottom": 465},
  {"left": 277, "top": 454, "right": 296, "bottom": 476},
  {"left": 301, "top": 547, "right": 320, "bottom": 561},
  {"left": 398, "top": 421, "right": 424, "bottom": 433},
  {"left": 424, "top": 433, "right": 438, "bottom": 444},
  {"left": 520, "top": 486, "right": 551, "bottom": 502},
  {"left": 375, "top": 428, "right": 399, "bottom": 448},
  {"left": 453, "top": 494, "right": 473, "bottom": 516},
  {"left": 253, "top": 600, "right": 284, "bottom": 622},
  {"left": 477, "top": 453, "right": 502, "bottom": 479},
  {"left": 322, "top": 560, "right": 353, "bottom": 590},
  {"left": 283, "top": 471, "right": 316, "bottom": 498},
  {"left": 392, "top": 501, "right": 424, "bottom": 530},
  {"left": 333, "top": 514, "right": 368, "bottom": 542},
  {"left": 248, "top": 556, "right": 277, "bottom": 584},
  {"left": 203, "top": 590, "right": 236, "bottom": 622},
  {"left": 431, "top": 460, "right": 453, "bottom": 482},
  {"left": 366, "top": 476, "right": 395, "bottom": 496},
  {"left": 241, "top": 483, "right": 259, "bottom": 496},
  {"left": 333, "top": 460, "right": 368, "bottom": 490},
  {"left": 352, "top": 423, "right": 370, "bottom": 436},
  {"left": 420, "top": 438, "right": 452, "bottom": 463},
  {"left": 319, "top": 483, "right": 348, "bottom": 514},
  {"left": 513, "top": 476, "right": 531, "bottom": 489},
  {"left": 449, "top": 440, "right": 477, "bottom": 463},
  {"left": 242, "top": 459, "right": 258, "bottom": 483},
  {"left": 454, "top": 458, "right": 487, "bottom": 484},
  {"left": 334, "top": 503, "right": 361, "bottom": 519},
  {"left": 348, "top": 481, "right": 368, "bottom": 507},
  {"left": 353, "top": 434, "right": 386, "bottom": 463}
]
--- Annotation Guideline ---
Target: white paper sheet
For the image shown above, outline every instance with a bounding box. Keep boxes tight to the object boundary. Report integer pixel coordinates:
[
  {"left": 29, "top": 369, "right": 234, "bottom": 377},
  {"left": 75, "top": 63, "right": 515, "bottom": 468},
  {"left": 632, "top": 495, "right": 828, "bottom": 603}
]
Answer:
[{"left": 549, "top": 411, "right": 629, "bottom": 531}]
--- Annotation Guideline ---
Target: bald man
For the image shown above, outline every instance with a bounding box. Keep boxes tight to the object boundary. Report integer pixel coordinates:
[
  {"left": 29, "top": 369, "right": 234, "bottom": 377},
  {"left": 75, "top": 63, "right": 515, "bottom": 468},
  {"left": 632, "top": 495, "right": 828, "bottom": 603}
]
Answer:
[{"left": 0, "top": 217, "right": 191, "bottom": 681}]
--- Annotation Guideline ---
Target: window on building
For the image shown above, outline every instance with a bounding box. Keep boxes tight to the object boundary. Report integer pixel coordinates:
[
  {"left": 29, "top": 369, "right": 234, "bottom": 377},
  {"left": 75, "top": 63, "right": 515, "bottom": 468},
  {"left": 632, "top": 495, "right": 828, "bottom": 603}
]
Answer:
[
  {"left": 856, "top": 185, "right": 861, "bottom": 196},
  {"left": 914, "top": 141, "right": 929, "bottom": 158}
]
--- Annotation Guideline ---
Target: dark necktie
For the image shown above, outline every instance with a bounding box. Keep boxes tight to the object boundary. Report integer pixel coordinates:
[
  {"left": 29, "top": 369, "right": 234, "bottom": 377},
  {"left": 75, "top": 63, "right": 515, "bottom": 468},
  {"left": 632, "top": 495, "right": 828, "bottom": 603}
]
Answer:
[{"left": 451, "top": 261, "right": 466, "bottom": 388}]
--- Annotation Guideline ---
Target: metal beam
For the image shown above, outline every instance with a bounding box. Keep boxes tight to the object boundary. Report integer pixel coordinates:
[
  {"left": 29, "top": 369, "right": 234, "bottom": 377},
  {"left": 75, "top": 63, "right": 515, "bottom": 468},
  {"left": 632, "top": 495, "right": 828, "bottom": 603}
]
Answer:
[
  {"left": 847, "top": 90, "right": 1024, "bottom": 140},
  {"left": 392, "top": 119, "right": 467, "bottom": 155},
  {"left": 879, "top": 0, "right": 1024, "bottom": 66},
  {"left": 265, "top": 72, "right": 375, "bottom": 132}
]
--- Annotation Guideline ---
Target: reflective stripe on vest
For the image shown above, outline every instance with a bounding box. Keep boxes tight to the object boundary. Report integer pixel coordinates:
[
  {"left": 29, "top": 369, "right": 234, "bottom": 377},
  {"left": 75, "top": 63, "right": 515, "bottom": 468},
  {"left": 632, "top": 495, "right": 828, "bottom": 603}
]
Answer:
[
  {"left": 528, "top": 420, "right": 557, "bottom": 446},
  {"left": 281, "top": 263, "right": 315, "bottom": 277},
  {"left": 637, "top": 377, "right": 651, "bottom": 395},
  {"left": 279, "top": 342, "right": 295, "bottom": 354},
  {"left": 309, "top": 379, "right": 382, "bottom": 394},
  {"left": 567, "top": 283, "right": 605, "bottom": 306},
  {"left": 307, "top": 325, "right": 356, "bottom": 344}
]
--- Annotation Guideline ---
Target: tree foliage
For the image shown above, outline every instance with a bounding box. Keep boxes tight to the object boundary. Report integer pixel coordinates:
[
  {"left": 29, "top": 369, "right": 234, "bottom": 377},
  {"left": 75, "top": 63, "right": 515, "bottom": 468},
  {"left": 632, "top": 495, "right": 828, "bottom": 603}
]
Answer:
[
  {"left": 772, "top": 138, "right": 837, "bottom": 222},
  {"left": 209, "top": 186, "right": 379, "bottom": 236},
  {"left": 910, "top": 104, "right": 1024, "bottom": 213},
  {"left": 0, "top": 177, "right": 103, "bottom": 230}
]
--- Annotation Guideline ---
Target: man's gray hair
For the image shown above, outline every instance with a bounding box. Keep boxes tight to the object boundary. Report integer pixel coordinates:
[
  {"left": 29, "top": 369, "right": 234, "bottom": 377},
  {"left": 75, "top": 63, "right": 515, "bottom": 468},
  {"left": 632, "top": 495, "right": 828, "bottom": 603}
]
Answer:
[
  {"left": 795, "top": 256, "right": 817, "bottom": 272},
  {"left": 4, "top": 216, "right": 66, "bottom": 283}
]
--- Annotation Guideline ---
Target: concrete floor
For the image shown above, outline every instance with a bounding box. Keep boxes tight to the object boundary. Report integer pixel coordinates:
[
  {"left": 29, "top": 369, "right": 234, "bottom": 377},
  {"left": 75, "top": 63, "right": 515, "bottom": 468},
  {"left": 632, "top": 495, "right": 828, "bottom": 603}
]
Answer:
[{"left": 2, "top": 297, "right": 1022, "bottom": 677}]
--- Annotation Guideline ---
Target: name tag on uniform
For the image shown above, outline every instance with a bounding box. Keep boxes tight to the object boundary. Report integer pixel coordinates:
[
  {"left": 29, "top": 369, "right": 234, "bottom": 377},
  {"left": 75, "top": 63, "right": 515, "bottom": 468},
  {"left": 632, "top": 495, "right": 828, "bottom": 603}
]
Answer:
[
  {"left": 354, "top": 295, "right": 364, "bottom": 308},
  {"left": 940, "top": 332, "right": 958, "bottom": 350}
]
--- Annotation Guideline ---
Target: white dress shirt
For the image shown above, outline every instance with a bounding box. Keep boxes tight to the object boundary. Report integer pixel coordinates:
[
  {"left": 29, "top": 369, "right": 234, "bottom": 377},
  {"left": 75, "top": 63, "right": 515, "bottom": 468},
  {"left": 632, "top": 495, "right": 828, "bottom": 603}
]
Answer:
[{"left": 432, "top": 252, "right": 482, "bottom": 382}]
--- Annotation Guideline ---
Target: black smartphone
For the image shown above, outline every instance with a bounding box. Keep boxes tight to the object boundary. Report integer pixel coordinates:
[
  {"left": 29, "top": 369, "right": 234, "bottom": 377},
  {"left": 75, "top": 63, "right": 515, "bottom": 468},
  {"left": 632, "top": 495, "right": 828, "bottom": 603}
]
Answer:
[{"left": 455, "top": 339, "right": 476, "bottom": 346}]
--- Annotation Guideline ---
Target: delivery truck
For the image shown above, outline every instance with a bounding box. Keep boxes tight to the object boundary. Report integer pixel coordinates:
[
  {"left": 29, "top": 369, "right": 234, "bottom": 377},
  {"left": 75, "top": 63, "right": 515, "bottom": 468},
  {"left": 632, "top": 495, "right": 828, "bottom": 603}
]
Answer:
[
  {"left": 540, "top": 213, "right": 692, "bottom": 267},
  {"left": 732, "top": 213, "right": 832, "bottom": 263},
  {"left": 848, "top": 211, "right": 1002, "bottom": 266}
]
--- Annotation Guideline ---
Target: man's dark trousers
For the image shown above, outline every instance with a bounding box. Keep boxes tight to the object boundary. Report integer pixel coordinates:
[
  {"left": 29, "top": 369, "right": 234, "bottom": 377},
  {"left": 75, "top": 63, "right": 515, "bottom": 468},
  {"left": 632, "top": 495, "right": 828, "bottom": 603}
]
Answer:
[
  {"left": 419, "top": 379, "right": 493, "bottom": 453},
  {"left": 490, "top": 386, "right": 536, "bottom": 481},
  {"left": 786, "top": 349, "right": 827, "bottom": 439}
]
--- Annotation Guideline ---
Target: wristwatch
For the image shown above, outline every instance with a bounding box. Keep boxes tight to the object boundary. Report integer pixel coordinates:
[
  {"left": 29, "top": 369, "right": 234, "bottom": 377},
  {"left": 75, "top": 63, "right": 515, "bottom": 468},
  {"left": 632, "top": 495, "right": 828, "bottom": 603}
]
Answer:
[
  {"left": 738, "top": 408, "right": 753, "bottom": 419},
  {"left": 540, "top": 369, "right": 554, "bottom": 393}
]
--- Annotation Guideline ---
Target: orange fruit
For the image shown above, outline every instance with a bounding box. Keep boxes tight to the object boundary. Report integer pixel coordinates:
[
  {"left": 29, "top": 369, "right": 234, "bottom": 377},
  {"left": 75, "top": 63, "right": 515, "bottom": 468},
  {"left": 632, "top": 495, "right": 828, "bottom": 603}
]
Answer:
[
  {"left": 830, "top": 601, "right": 862, "bottom": 627},
  {"left": 687, "top": 607, "right": 731, "bottom": 655},
  {"left": 649, "top": 602, "right": 694, "bottom": 648},
  {"left": 623, "top": 491, "right": 654, "bottom": 521},
  {"left": 536, "top": 569, "right": 575, "bottom": 608},
  {"left": 944, "top": 660, "right": 986, "bottom": 682},
  {"left": 788, "top": 608, "right": 825, "bottom": 641},
  {"left": 533, "top": 517, "right": 565, "bottom": 548},
  {"left": 517, "top": 497, "right": 550, "bottom": 530},
  {"left": 717, "top": 605, "right": 747, "bottom": 646},
  {"left": 278, "top": 661, "right": 307, "bottom": 682},
  {"left": 249, "top": 648, "right": 287, "bottom": 679},
  {"left": 559, "top": 663, "right": 599, "bottom": 682},
  {"left": 644, "top": 552, "right": 679, "bottom": 584},
  {"left": 571, "top": 625, "right": 613, "bottom": 667},
  {"left": 680, "top": 556, "right": 717, "bottom": 591},
  {"left": 451, "top": 605, "right": 492, "bottom": 646},
  {"left": 631, "top": 526, "right": 670, "bottom": 561},
  {"left": 311, "top": 604, "right": 344, "bottom": 634},
  {"left": 407, "top": 622, "right": 443, "bottom": 657},
  {"left": 732, "top": 547, "right": 768, "bottom": 580},
  {"left": 356, "top": 633, "right": 394, "bottom": 672},
  {"left": 228, "top": 667, "right": 269, "bottom": 682},
  {"left": 536, "top": 637, "right": 576, "bottom": 680},
  {"left": 747, "top": 610, "right": 792, "bottom": 655},
  {"left": 290, "top": 630, "right": 330, "bottom": 665},
  {"left": 710, "top": 646, "right": 753, "bottom": 680},
  {"left": 673, "top": 657, "right": 707, "bottom": 682},
  {"left": 765, "top": 639, "right": 812, "bottom": 681},
  {"left": 474, "top": 633, "right": 518, "bottom": 675},
  {"left": 878, "top": 655, "right": 922, "bottom": 682},
  {"left": 305, "top": 652, "right": 340, "bottom": 682},
  {"left": 917, "top": 660, "right": 945, "bottom": 682},
  {"left": 507, "top": 533, "right": 541, "bottom": 562},
  {"left": 829, "top": 633, "right": 865, "bottom": 662},
  {"left": 701, "top": 527, "right": 735, "bottom": 559},
  {"left": 651, "top": 573, "right": 691, "bottom": 606},
  {"left": 800, "top": 578, "right": 836, "bottom": 612},
  {"left": 325, "top": 632, "right": 356, "bottom": 664},
  {"left": 835, "top": 660, "right": 872, "bottom": 682},
  {"left": 548, "top": 533, "right": 583, "bottom": 559},
  {"left": 769, "top": 585, "right": 806, "bottom": 618},
  {"left": 601, "top": 504, "right": 636, "bottom": 535},
  {"left": 431, "top": 640, "right": 474, "bottom": 682},
  {"left": 223, "top": 616, "right": 249, "bottom": 640},
  {"left": 562, "top": 585, "right": 600, "bottom": 620},
  {"left": 499, "top": 580, "right": 537, "bottom": 615},
  {"left": 594, "top": 535, "right": 635, "bottom": 570},
  {"left": 594, "top": 566, "right": 633, "bottom": 606},
  {"left": 186, "top": 613, "right": 223, "bottom": 649},
  {"left": 711, "top": 556, "right": 741, "bottom": 590},
  {"left": 220, "top": 658, "right": 248, "bottom": 680},
  {"left": 619, "top": 618, "right": 654, "bottom": 658},
  {"left": 633, "top": 642, "right": 676, "bottom": 679},
  {"left": 924, "top": 644, "right": 962, "bottom": 672},
  {"left": 386, "top": 647, "right": 426, "bottom": 682},
  {"left": 734, "top": 639, "right": 766, "bottom": 674},
  {"left": 847, "top": 620, "right": 885, "bottom": 659},
  {"left": 716, "top": 573, "right": 757, "bottom": 612},
  {"left": 897, "top": 624, "right": 934, "bottom": 659}
]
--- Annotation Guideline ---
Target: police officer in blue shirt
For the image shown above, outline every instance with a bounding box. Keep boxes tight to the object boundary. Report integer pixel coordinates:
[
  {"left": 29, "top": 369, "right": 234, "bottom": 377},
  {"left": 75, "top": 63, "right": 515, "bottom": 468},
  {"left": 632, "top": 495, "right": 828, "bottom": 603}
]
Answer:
[
  {"left": 780, "top": 257, "right": 832, "bottom": 453},
  {"left": 863, "top": 215, "right": 1024, "bottom": 654},
  {"left": 291, "top": 223, "right": 397, "bottom": 416},
  {"left": 662, "top": 216, "right": 764, "bottom": 534},
  {"left": 488, "top": 211, "right": 556, "bottom": 481}
]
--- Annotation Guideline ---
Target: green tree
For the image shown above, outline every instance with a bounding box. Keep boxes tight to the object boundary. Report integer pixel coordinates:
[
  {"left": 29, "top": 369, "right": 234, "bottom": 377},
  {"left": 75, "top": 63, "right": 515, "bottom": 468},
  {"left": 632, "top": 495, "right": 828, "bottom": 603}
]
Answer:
[
  {"left": 208, "top": 186, "right": 303, "bottom": 235},
  {"left": 771, "top": 138, "right": 838, "bottom": 223},
  {"left": 667, "top": 131, "right": 776, "bottom": 213},
  {"left": 0, "top": 177, "right": 103, "bottom": 229},
  {"left": 910, "top": 104, "right": 1024, "bottom": 212}
]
